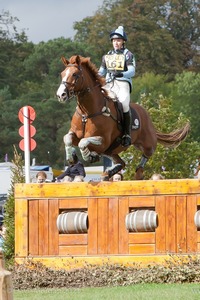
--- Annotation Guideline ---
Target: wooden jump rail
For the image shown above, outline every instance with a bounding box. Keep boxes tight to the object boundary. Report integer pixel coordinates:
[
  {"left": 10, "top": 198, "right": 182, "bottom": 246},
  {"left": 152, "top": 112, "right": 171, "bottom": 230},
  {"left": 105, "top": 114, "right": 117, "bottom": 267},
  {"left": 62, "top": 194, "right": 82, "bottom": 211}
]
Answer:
[{"left": 15, "top": 179, "right": 200, "bottom": 269}]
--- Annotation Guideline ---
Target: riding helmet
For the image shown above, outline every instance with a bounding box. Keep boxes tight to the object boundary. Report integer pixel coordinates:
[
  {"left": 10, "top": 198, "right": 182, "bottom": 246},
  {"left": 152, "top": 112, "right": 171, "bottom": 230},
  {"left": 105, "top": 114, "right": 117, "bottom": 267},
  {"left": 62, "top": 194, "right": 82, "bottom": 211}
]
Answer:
[{"left": 110, "top": 26, "right": 127, "bottom": 41}]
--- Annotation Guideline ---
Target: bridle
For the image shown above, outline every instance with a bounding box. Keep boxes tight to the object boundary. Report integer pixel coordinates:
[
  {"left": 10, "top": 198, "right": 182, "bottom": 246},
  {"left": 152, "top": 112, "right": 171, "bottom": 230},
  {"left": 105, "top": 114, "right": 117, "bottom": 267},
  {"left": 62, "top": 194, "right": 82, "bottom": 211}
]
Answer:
[
  {"left": 61, "top": 63, "right": 102, "bottom": 100},
  {"left": 61, "top": 64, "right": 84, "bottom": 99}
]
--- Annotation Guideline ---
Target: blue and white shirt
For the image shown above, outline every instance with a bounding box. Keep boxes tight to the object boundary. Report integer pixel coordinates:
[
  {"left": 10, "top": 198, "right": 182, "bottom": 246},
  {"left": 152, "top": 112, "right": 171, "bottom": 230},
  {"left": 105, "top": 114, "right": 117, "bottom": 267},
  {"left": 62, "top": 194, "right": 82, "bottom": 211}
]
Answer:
[{"left": 99, "top": 48, "right": 136, "bottom": 91}]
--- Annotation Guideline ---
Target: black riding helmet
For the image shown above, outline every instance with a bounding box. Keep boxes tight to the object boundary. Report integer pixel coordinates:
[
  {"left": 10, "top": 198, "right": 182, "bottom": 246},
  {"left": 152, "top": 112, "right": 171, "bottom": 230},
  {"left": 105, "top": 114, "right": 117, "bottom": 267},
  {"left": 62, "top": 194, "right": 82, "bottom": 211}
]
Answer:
[{"left": 110, "top": 25, "right": 127, "bottom": 41}]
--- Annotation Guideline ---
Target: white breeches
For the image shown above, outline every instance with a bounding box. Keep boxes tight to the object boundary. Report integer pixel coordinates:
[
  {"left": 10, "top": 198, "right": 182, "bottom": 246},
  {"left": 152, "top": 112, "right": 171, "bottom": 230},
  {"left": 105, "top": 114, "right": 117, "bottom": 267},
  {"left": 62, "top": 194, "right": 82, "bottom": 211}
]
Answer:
[{"left": 104, "top": 80, "right": 130, "bottom": 113}]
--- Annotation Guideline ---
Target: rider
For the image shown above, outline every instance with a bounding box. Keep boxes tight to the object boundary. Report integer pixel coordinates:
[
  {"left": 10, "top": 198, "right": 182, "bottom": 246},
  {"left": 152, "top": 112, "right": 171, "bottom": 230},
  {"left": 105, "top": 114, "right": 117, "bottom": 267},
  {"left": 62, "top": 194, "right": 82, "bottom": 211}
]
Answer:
[{"left": 98, "top": 25, "right": 136, "bottom": 147}]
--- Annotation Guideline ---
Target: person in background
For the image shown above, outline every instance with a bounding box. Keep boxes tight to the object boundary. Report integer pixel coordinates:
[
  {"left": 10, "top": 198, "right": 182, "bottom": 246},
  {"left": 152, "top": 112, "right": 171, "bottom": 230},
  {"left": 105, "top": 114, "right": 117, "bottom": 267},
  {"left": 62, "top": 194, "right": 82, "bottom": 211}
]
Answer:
[
  {"left": 194, "top": 156, "right": 200, "bottom": 179},
  {"left": 150, "top": 173, "right": 164, "bottom": 180},
  {"left": 0, "top": 223, "right": 6, "bottom": 252},
  {"left": 36, "top": 171, "right": 47, "bottom": 183},
  {"left": 55, "top": 148, "right": 86, "bottom": 182},
  {"left": 98, "top": 25, "right": 136, "bottom": 147},
  {"left": 111, "top": 172, "right": 124, "bottom": 181}
]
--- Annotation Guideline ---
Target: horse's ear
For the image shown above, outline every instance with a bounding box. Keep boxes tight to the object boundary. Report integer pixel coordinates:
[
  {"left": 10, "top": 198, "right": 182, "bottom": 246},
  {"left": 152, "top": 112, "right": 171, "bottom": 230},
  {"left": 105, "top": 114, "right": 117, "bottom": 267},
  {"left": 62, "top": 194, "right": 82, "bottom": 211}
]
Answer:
[
  {"left": 81, "top": 57, "right": 90, "bottom": 63},
  {"left": 61, "top": 56, "right": 69, "bottom": 66},
  {"left": 75, "top": 55, "right": 81, "bottom": 66}
]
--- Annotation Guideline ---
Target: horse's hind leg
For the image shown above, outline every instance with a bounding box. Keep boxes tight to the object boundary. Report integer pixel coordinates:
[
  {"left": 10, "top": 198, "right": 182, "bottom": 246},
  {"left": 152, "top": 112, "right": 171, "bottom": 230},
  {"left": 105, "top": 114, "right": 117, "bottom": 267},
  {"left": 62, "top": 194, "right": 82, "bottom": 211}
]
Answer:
[
  {"left": 135, "top": 155, "right": 149, "bottom": 180},
  {"left": 135, "top": 143, "right": 156, "bottom": 180}
]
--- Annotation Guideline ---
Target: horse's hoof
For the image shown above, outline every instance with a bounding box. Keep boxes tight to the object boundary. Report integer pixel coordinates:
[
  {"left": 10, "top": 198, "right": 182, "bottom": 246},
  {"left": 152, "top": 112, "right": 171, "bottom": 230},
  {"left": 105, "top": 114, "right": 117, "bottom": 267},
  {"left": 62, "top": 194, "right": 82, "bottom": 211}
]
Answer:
[
  {"left": 135, "top": 167, "right": 144, "bottom": 180},
  {"left": 134, "top": 174, "right": 144, "bottom": 180},
  {"left": 101, "top": 173, "right": 110, "bottom": 181},
  {"left": 121, "top": 135, "right": 131, "bottom": 147},
  {"left": 89, "top": 152, "right": 100, "bottom": 163},
  {"left": 107, "top": 164, "right": 123, "bottom": 178}
]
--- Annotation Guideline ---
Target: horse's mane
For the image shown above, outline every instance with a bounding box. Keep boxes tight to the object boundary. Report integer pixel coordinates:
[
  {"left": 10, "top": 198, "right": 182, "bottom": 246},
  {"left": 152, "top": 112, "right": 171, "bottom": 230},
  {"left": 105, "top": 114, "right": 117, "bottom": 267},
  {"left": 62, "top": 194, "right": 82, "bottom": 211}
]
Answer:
[{"left": 69, "top": 55, "right": 106, "bottom": 88}]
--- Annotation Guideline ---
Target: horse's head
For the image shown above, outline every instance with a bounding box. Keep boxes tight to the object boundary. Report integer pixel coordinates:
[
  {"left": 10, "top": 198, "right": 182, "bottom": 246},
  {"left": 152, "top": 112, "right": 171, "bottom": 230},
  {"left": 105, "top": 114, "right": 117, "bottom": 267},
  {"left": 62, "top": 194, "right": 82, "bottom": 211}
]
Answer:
[
  {"left": 57, "top": 55, "right": 83, "bottom": 102},
  {"left": 57, "top": 55, "right": 105, "bottom": 103}
]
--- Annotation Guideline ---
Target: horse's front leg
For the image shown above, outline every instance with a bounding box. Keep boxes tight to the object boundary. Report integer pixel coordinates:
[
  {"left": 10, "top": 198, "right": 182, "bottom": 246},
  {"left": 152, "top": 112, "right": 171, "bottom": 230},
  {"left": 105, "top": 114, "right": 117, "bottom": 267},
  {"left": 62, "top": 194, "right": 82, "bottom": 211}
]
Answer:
[
  {"left": 63, "top": 131, "right": 78, "bottom": 161},
  {"left": 78, "top": 136, "right": 103, "bottom": 163}
]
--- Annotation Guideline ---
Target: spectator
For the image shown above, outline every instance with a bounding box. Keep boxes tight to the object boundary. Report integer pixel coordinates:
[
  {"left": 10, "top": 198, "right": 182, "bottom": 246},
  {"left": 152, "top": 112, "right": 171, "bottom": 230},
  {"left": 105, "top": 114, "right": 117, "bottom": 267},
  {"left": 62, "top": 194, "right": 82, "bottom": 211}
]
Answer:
[
  {"left": 0, "top": 224, "right": 6, "bottom": 252},
  {"left": 111, "top": 172, "right": 124, "bottom": 181},
  {"left": 36, "top": 171, "right": 47, "bottom": 183},
  {"left": 194, "top": 157, "right": 200, "bottom": 178},
  {"left": 56, "top": 149, "right": 85, "bottom": 182},
  {"left": 150, "top": 173, "right": 164, "bottom": 180}
]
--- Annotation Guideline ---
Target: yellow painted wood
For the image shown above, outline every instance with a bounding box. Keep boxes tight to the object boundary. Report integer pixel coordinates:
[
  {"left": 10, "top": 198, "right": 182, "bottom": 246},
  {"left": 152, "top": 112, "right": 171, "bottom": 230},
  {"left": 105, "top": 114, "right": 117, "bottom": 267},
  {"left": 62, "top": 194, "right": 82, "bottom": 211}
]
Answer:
[
  {"left": 59, "top": 198, "right": 88, "bottom": 209},
  {"left": 15, "top": 198, "right": 28, "bottom": 257},
  {"left": 14, "top": 179, "right": 200, "bottom": 267},
  {"left": 15, "top": 254, "right": 200, "bottom": 270},
  {"left": 129, "top": 196, "right": 155, "bottom": 208},
  {"left": 59, "top": 245, "right": 87, "bottom": 256},
  {"left": 186, "top": 195, "right": 197, "bottom": 252},
  {"left": 88, "top": 198, "right": 98, "bottom": 255},
  {"left": 129, "top": 232, "right": 155, "bottom": 244},
  {"left": 155, "top": 196, "right": 166, "bottom": 253},
  {"left": 108, "top": 197, "right": 119, "bottom": 254},
  {"left": 165, "top": 196, "right": 176, "bottom": 253},
  {"left": 29, "top": 200, "right": 39, "bottom": 255},
  {"left": 15, "top": 179, "right": 200, "bottom": 199},
  {"left": 176, "top": 196, "right": 187, "bottom": 253},
  {"left": 118, "top": 197, "right": 129, "bottom": 254},
  {"left": 59, "top": 234, "right": 88, "bottom": 245},
  {"left": 129, "top": 244, "right": 155, "bottom": 254},
  {"left": 197, "top": 232, "right": 200, "bottom": 243}
]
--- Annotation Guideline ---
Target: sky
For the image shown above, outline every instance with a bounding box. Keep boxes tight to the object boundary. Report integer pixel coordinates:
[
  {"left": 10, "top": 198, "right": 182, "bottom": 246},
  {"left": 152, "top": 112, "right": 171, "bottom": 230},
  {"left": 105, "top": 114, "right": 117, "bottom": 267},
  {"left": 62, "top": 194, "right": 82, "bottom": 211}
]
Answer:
[{"left": 1, "top": 0, "right": 104, "bottom": 43}]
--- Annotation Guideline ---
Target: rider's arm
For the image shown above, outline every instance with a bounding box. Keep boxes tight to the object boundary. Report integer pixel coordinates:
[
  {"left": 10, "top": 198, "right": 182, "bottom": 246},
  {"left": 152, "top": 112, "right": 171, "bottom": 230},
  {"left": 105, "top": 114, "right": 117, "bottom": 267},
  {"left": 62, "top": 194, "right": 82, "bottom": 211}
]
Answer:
[
  {"left": 122, "top": 64, "right": 135, "bottom": 79},
  {"left": 98, "top": 65, "right": 107, "bottom": 77},
  {"left": 98, "top": 55, "right": 107, "bottom": 77}
]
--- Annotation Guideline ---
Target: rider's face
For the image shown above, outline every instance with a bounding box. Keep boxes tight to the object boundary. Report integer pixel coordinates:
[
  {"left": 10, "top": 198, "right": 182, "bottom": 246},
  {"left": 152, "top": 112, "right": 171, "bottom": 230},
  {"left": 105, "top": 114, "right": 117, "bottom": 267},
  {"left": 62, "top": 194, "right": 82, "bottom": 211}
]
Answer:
[{"left": 112, "top": 38, "right": 124, "bottom": 51}]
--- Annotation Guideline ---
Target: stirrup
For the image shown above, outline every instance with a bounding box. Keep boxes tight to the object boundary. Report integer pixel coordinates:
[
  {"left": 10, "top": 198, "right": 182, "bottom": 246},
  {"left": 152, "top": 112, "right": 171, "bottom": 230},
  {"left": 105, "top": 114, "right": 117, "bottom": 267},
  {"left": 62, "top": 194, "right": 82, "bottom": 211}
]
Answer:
[{"left": 121, "top": 134, "right": 131, "bottom": 147}]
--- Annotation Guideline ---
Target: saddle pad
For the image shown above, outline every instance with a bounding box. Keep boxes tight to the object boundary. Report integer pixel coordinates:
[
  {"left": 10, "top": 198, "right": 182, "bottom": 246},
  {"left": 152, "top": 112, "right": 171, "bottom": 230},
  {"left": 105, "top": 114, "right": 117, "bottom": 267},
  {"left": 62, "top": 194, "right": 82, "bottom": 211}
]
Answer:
[{"left": 131, "top": 107, "right": 140, "bottom": 130}]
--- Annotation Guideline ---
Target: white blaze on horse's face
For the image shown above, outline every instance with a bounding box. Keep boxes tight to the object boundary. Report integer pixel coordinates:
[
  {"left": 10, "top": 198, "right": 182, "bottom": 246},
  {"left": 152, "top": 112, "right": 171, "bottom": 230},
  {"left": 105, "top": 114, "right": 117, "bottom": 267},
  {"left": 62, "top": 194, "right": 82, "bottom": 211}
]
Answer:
[{"left": 56, "top": 69, "right": 70, "bottom": 102}]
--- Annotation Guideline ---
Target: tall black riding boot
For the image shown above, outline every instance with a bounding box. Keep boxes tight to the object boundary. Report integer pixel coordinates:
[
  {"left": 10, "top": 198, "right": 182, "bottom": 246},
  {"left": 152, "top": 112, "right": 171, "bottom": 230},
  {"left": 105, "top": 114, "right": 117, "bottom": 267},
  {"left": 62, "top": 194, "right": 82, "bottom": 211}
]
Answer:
[{"left": 122, "top": 110, "right": 132, "bottom": 147}]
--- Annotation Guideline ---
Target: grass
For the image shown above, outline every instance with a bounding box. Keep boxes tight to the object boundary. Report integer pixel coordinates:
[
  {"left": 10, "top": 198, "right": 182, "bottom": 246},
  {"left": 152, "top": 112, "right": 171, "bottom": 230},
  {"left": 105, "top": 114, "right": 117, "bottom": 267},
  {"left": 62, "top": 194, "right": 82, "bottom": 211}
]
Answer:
[{"left": 14, "top": 283, "right": 200, "bottom": 299}]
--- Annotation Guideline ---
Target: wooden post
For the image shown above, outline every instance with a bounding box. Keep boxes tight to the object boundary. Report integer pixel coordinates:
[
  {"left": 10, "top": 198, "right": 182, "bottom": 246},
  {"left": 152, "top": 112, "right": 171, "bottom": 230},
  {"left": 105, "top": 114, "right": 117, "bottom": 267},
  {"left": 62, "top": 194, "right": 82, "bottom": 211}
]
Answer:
[{"left": 0, "top": 251, "right": 13, "bottom": 300}]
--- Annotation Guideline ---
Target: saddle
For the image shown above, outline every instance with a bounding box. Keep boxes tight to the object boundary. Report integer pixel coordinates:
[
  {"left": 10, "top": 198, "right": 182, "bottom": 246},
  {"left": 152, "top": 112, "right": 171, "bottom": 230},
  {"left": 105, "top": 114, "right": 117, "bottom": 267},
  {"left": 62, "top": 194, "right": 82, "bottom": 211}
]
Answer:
[
  {"left": 104, "top": 99, "right": 140, "bottom": 155},
  {"left": 114, "top": 101, "right": 140, "bottom": 132}
]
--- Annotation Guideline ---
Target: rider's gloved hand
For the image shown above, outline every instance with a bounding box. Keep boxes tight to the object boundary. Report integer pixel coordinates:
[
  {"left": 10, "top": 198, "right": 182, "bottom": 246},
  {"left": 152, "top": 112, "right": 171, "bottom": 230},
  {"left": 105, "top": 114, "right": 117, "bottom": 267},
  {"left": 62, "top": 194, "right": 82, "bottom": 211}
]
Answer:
[{"left": 112, "top": 71, "right": 123, "bottom": 78}]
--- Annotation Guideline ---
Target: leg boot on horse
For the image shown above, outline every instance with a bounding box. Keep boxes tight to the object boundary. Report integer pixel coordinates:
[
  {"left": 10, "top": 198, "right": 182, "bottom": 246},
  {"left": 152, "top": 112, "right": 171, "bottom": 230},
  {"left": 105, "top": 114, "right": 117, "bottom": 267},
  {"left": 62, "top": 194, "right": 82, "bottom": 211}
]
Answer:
[{"left": 122, "top": 110, "right": 132, "bottom": 147}]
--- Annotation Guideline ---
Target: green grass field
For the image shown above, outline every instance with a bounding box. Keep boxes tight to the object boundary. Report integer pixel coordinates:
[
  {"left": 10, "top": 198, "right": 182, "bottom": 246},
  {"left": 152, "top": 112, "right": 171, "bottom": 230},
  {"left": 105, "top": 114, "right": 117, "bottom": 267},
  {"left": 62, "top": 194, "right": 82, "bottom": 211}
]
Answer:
[{"left": 14, "top": 283, "right": 200, "bottom": 300}]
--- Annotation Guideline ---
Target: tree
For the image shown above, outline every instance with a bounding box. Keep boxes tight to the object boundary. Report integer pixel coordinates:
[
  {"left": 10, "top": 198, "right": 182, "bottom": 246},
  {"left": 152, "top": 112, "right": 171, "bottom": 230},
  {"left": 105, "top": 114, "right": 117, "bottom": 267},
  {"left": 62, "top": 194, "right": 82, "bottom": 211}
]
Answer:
[
  {"left": 121, "top": 94, "right": 200, "bottom": 179},
  {"left": 0, "top": 10, "right": 34, "bottom": 98},
  {"left": 171, "top": 71, "right": 200, "bottom": 142},
  {"left": 3, "top": 146, "right": 24, "bottom": 265},
  {"left": 131, "top": 72, "right": 172, "bottom": 103}
]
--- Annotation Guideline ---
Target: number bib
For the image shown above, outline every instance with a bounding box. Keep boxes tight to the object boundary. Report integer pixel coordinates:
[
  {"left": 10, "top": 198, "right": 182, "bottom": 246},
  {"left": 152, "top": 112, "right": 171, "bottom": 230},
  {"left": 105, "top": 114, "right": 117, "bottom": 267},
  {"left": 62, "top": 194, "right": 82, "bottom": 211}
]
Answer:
[{"left": 105, "top": 54, "right": 125, "bottom": 71}]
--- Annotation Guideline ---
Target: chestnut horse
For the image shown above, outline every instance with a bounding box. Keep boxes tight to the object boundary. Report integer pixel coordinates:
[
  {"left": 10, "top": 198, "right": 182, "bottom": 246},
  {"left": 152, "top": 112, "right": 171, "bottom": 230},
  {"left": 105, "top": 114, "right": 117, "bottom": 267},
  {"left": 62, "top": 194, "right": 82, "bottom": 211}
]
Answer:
[{"left": 56, "top": 55, "right": 190, "bottom": 180}]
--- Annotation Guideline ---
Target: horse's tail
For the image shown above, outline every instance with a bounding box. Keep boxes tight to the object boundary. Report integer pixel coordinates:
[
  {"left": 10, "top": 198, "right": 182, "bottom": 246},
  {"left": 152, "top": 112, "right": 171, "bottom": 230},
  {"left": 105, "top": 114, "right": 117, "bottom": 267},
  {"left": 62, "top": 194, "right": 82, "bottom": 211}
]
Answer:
[{"left": 156, "top": 122, "right": 190, "bottom": 148}]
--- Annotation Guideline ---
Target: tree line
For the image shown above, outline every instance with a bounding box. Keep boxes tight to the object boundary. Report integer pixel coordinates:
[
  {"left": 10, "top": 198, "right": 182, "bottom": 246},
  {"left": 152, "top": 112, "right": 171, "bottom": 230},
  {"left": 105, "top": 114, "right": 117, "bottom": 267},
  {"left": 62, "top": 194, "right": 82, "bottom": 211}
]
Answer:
[{"left": 0, "top": 0, "right": 199, "bottom": 178}]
